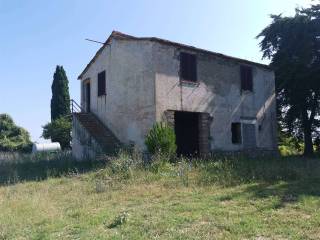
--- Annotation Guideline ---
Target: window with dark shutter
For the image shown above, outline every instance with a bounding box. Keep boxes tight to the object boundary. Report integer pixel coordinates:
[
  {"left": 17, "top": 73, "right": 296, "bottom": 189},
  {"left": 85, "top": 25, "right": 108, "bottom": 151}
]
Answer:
[
  {"left": 240, "top": 65, "right": 253, "bottom": 92},
  {"left": 98, "top": 71, "right": 106, "bottom": 96},
  {"left": 180, "top": 52, "right": 197, "bottom": 82},
  {"left": 231, "top": 122, "right": 242, "bottom": 144}
]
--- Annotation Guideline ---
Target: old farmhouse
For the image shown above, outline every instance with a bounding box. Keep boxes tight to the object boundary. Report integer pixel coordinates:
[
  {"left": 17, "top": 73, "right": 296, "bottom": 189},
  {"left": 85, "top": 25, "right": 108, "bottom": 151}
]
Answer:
[{"left": 72, "top": 31, "right": 277, "bottom": 160}]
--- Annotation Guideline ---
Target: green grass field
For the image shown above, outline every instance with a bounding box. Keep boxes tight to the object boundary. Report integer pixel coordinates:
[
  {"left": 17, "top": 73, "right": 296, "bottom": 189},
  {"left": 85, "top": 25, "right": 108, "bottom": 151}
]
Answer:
[{"left": 0, "top": 153, "right": 319, "bottom": 239}]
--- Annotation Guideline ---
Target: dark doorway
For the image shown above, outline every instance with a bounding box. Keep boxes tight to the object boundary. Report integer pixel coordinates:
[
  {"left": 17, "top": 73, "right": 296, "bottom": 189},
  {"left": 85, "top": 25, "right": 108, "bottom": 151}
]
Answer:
[
  {"left": 85, "top": 82, "right": 91, "bottom": 112},
  {"left": 174, "top": 111, "right": 200, "bottom": 156}
]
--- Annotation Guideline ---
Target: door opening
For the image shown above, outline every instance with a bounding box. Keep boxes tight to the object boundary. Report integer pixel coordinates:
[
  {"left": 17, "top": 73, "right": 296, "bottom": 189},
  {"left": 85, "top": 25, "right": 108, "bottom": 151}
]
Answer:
[
  {"left": 174, "top": 111, "right": 200, "bottom": 156},
  {"left": 85, "top": 82, "right": 91, "bottom": 112}
]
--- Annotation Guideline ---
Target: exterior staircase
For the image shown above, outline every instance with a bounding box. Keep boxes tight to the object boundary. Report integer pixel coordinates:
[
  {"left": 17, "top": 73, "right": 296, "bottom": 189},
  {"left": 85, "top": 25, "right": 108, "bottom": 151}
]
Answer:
[
  {"left": 71, "top": 100, "right": 122, "bottom": 157},
  {"left": 74, "top": 113, "right": 122, "bottom": 155}
]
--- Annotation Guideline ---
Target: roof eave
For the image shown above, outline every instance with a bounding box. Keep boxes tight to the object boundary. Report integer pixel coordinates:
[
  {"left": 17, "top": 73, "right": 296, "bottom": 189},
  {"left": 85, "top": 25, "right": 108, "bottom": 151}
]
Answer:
[{"left": 78, "top": 31, "right": 272, "bottom": 80}]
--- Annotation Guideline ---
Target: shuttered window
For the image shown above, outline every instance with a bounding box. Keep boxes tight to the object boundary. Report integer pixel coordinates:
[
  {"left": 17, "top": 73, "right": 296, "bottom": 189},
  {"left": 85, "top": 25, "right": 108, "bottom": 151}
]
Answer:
[
  {"left": 231, "top": 122, "right": 242, "bottom": 144},
  {"left": 180, "top": 52, "right": 197, "bottom": 82},
  {"left": 240, "top": 65, "right": 253, "bottom": 91},
  {"left": 98, "top": 71, "right": 106, "bottom": 96}
]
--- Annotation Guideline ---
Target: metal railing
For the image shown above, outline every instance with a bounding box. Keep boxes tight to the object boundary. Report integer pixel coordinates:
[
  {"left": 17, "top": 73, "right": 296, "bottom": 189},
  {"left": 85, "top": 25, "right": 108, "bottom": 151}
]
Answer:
[{"left": 70, "top": 99, "right": 85, "bottom": 113}]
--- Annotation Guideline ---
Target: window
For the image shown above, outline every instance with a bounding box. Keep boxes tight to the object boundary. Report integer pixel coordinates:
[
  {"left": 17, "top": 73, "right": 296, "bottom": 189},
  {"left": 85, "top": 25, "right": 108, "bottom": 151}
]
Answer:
[
  {"left": 240, "top": 65, "right": 253, "bottom": 92},
  {"left": 180, "top": 52, "right": 197, "bottom": 82},
  {"left": 231, "top": 122, "right": 242, "bottom": 144},
  {"left": 98, "top": 71, "right": 106, "bottom": 96}
]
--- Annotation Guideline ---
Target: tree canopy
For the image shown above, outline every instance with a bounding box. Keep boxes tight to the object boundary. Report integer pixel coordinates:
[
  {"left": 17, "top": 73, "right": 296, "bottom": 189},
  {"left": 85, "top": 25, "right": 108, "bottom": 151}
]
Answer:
[
  {"left": 0, "top": 114, "right": 32, "bottom": 152},
  {"left": 51, "top": 65, "right": 71, "bottom": 121},
  {"left": 257, "top": 4, "right": 320, "bottom": 156}
]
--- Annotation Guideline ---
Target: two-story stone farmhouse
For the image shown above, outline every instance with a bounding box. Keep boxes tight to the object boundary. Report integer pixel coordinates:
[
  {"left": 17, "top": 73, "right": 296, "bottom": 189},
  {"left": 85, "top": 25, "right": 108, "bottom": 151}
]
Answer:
[{"left": 72, "top": 31, "right": 277, "bottom": 160}]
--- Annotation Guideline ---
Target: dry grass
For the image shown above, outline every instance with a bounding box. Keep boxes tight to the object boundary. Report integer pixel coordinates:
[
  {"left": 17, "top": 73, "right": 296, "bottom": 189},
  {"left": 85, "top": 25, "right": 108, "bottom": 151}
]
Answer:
[{"left": 0, "top": 154, "right": 319, "bottom": 239}]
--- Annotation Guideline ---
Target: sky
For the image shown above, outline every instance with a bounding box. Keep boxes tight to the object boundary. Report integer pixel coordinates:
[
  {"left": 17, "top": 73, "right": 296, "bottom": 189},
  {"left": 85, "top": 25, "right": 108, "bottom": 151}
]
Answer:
[{"left": 0, "top": 0, "right": 313, "bottom": 142}]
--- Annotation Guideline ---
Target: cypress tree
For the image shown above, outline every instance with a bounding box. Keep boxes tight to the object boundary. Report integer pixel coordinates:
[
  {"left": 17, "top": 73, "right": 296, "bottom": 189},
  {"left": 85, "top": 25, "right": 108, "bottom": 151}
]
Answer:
[{"left": 50, "top": 66, "right": 71, "bottom": 121}]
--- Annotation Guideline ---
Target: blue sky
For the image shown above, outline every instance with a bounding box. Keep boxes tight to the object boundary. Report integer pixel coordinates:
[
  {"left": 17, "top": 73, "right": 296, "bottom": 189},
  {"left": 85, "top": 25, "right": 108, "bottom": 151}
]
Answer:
[{"left": 0, "top": 0, "right": 312, "bottom": 142}]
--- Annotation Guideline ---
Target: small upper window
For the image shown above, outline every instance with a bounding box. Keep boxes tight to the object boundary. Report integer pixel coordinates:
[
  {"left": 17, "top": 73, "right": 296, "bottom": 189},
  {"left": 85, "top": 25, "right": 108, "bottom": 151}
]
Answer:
[
  {"left": 180, "top": 52, "right": 197, "bottom": 82},
  {"left": 98, "top": 71, "right": 106, "bottom": 96},
  {"left": 240, "top": 65, "right": 253, "bottom": 92},
  {"left": 231, "top": 122, "right": 242, "bottom": 144}
]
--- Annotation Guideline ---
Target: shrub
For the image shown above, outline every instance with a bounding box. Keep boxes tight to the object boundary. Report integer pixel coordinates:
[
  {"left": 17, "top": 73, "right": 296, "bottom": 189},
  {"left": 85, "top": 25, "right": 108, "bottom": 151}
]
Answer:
[
  {"left": 278, "top": 132, "right": 303, "bottom": 156},
  {"left": 42, "top": 116, "right": 71, "bottom": 149},
  {"left": 145, "top": 122, "right": 176, "bottom": 156},
  {"left": 108, "top": 151, "right": 135, "bottom": 180},
  {"left": 148, "top": 153, "right": 174, "bottom": 174},
  {"left": 98, "top": 150, "right": 143, "bottom": 181}
]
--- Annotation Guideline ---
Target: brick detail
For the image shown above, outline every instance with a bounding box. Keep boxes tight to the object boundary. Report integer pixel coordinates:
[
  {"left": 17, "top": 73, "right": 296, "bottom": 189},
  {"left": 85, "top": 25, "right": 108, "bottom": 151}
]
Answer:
[
  {"left": 165, "top": 110, "right": 211, "bottom": 156},
  {"left": 164, "top": 110, "right": 175, "bottom": 128}
]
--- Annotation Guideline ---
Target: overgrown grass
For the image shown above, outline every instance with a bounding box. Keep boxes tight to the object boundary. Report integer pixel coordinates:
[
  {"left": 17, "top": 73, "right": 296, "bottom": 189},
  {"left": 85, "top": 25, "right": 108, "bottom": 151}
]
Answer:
[
  {"left": 197, "top": 155, "right": 320, "bottom": 186},
  {"left": 0, "top": 151, "right": 103, "bottom": 185},
  {"left": 0, "top": 151, "right": 319, "bottom": 239}
]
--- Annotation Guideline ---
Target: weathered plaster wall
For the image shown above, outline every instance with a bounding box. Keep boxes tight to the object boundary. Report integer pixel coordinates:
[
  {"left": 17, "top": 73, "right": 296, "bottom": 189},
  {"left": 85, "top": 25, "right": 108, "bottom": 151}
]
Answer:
[
  {"left": 72, "top": 116, "right": 103, "bottom": 160},
  {"left": 80, "top": 39, "right": 156, "bottom": 149},
  {"left": 153, "top": 42, "right": 277, "bottom": 151},
  {"left": 76, "top": 38, "right": 277, "bottom": 156}
]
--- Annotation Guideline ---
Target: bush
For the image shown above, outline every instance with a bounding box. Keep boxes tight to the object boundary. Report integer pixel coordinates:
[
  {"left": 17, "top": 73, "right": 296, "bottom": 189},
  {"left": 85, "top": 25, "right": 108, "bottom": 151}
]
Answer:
[
  {"left": 42, "top": 116, "right": 71, "bottom": 149},
  {"left": 145, "top": 122, "right": 176, "bottom": 156},
  {"left": 148, "top": 153, "right": 174, "bottom": 174},
  {"left": 278, "top": 132, "right": 303, "bottom": 156},
  {"left": 94, "top": 150, "right": 143, "bottom": 182}
]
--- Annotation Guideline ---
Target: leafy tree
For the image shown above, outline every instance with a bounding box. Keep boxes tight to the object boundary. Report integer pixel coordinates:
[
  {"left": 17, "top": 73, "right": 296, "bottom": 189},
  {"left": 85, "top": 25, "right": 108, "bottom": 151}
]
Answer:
[
  {"left": 51, "top": 66, "right": 71, "bottom": 121},
  {"left": 145, "top": 122, "right": 176, "bottom": 156},
  {"left": 257, "top": 4, "right": 320, "bottom": 156},
  {"left": 42, "top": 117, "right": 71, "bottom": 149},
  {"left": 0, "top": 114, "right": 32, "bottom": 152}
]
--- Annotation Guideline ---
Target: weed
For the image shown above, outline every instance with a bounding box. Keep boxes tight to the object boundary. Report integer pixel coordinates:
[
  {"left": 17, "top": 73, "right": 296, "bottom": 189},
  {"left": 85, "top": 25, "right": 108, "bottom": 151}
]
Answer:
[
  {"left": 107, "top": 211, "right": 129, "bottom": 228},
  {"left": 176, "top": 159, "right": 191, "bottom": 187}
]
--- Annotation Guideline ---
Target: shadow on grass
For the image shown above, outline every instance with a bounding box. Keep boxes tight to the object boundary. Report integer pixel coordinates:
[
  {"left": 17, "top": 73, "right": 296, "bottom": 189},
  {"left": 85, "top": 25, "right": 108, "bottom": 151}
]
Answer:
[
  {"left": 200, "top": 155, "right": 320, "bottom": 207},
  {"left": 241, "top": 178, "right": 320, "bottom": 207},
  {"left": 0, "top": 158, "right": 106, "bottom": 186}
]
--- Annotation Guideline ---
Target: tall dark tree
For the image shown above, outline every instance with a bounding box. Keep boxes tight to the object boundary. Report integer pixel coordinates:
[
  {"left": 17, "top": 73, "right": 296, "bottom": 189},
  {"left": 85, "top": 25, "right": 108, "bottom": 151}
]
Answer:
[
  {"left": 257, "top": 4, "right": 320, "bottom": 156},
  {"left": 51, "top": 66, "right": 71, "bottom": 120},
  {"left": 43, "top": 66, "right": 71, "bottom": 149}
]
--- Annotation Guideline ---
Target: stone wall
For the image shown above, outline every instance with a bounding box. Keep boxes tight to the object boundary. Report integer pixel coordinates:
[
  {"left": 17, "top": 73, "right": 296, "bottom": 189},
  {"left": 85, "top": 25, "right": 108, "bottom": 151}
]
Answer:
[
  {"left": 76, "top": 37, "right": 277, "bottom": 157},
  {"left": 79, "top": 39, "right": 156, "bottom": 150},
  {"left": 153, "top": 41, "right": 277, "bottom": 152},
  {"left": 72, "top": 115, "right": 103, "bottom": 160}
]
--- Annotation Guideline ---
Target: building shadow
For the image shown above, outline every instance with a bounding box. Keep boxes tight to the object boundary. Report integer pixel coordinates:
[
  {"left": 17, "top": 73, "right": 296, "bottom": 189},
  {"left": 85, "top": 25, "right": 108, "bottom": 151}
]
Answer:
[{"left": 212, "top": 157, "right": 320, "bottom": 208}]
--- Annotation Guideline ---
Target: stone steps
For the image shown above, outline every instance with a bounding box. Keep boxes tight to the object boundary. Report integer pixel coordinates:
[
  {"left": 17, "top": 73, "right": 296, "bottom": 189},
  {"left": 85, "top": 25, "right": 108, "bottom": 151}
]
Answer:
[{"left": 74, "top": 112, "right": 121, "bottom": 155}]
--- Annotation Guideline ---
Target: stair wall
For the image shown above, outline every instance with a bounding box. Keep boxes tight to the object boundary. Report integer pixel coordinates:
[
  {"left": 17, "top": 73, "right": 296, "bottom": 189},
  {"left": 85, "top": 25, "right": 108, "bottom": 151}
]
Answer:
[{"left": 72, "top": 115, "right": 104, "bottom": 160}]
